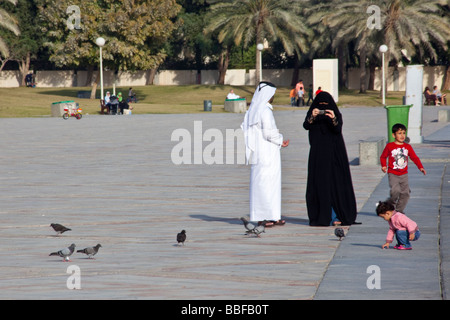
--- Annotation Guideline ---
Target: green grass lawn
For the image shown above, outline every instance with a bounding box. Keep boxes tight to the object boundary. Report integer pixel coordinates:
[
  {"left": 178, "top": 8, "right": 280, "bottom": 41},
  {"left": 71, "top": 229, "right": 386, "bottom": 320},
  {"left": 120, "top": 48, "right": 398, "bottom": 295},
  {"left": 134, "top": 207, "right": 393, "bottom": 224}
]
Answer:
[{"left": 0, "top": 84, "right": 422, "bottom": 118}]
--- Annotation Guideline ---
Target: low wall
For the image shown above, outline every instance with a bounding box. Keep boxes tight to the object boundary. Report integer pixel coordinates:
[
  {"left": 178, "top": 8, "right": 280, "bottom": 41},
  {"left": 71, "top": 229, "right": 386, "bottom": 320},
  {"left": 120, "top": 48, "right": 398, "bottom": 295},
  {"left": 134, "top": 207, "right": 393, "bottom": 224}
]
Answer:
[{"left": 0, "top": 66, "right": 446, "bottom": 90}]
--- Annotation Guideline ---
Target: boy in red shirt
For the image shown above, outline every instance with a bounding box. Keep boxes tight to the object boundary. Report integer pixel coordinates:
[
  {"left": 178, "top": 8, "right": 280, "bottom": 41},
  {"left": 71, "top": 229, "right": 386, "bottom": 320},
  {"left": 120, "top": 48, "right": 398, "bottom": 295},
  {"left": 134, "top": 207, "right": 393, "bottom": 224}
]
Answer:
[{"left": 380, "top": 123, "right": 426, "bottom": 213}]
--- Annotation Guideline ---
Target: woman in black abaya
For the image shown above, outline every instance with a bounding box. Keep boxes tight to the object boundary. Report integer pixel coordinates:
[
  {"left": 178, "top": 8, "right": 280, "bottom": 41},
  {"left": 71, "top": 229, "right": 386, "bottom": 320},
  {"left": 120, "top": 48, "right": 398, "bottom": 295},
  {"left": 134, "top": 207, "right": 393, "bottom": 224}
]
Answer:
[{"left": 303, "top": 91, "right": 357, "bottom": 226}]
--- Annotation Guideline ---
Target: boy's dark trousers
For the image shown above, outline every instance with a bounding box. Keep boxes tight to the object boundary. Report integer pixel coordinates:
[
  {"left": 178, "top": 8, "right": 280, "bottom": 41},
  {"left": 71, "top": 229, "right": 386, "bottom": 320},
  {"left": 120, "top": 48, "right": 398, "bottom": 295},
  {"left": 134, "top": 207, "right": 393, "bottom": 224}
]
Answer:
[{"left": 388, "top": 173, "right": 410, "bottom": 213}]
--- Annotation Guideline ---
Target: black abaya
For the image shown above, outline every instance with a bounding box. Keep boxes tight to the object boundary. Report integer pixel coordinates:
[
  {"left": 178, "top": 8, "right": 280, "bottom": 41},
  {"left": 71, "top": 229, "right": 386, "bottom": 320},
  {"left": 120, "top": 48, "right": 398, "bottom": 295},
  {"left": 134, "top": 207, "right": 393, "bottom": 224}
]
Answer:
[{"left": 303, "top": 92, "right": 357, "bottom": 226}]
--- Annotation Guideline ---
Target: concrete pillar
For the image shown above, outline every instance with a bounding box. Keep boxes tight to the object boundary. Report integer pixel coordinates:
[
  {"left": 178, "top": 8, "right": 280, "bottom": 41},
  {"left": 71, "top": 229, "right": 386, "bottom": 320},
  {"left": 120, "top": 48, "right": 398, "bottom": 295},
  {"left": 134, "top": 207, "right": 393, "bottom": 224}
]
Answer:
[{"left": 405, "top": 65, "right": 424, "bottom": 144}]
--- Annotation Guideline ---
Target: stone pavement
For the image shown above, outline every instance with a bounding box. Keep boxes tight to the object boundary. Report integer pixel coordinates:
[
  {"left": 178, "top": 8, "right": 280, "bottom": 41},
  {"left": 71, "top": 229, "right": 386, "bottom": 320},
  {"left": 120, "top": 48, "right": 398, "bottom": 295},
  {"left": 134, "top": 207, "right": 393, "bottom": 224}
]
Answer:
[{"left": 0, "top": 105, "right": 448, "bottom": 301}]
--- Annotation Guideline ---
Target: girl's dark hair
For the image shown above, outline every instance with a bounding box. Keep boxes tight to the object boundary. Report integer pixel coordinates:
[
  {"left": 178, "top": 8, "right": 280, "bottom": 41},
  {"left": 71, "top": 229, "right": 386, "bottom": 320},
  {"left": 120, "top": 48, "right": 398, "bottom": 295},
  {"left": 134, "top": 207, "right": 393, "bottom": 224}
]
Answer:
[{"left": 376, "top": 199, "right": 396, "bottom": 215}]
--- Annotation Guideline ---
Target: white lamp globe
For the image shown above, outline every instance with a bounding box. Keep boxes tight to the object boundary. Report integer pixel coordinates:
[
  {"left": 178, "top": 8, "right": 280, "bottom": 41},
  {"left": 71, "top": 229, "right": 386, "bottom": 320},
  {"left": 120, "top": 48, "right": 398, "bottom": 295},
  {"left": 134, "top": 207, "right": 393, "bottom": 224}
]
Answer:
[
  {"left": 379, "top": 44, "right": 388, "bottom": 53},
  {"left": 95, "top": 37, "right": 106, "bottom": 47},
  {"left": 257, "top": 43, "right": 264, "bottom": 51}
]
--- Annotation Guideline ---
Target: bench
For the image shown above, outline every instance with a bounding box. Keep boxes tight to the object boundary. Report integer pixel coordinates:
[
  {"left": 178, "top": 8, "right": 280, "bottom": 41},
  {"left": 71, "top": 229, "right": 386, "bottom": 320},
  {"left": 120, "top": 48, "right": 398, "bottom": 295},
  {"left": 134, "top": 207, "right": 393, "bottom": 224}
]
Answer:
[
  {"left": 424, "top": 93, "right": 438, "bottom": 106},
  {"left": 224, "top": 98, "right": 247, "bottom": 113},
  {"left": 100, "top": 99, "right": 109, "bottom": 114},
  {"left": 359, "top": 137, "right": 386, "bottom": 166}
]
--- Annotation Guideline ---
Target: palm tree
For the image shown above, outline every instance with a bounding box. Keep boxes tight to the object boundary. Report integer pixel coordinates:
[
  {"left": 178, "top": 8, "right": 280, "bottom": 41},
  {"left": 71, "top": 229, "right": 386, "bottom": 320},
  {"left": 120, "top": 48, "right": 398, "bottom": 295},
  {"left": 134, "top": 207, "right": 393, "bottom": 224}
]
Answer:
[
  {"left": 0, "top": 0, "right": 20, "bottom": 58},
  {"left": 307, "top": 0, "right": 450, "bottom": 93},
  {"left": 205, "top": 0, "right": 311, "bottom": 85}
]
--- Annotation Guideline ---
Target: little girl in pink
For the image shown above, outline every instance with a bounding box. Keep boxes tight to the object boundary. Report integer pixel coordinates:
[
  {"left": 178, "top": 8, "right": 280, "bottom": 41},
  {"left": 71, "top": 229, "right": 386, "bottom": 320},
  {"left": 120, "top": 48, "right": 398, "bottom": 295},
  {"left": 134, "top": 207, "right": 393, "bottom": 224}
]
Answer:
[{"left": 376, "top": 200, "right": 420, "bottom": 250}]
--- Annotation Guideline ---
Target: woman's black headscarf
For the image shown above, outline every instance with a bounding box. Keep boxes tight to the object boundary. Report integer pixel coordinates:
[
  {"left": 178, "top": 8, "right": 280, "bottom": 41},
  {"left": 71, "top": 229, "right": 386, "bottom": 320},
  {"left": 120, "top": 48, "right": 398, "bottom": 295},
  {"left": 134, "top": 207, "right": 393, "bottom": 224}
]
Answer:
[{"left": 303, "top": 91, "right": 357, "bottom": 226}]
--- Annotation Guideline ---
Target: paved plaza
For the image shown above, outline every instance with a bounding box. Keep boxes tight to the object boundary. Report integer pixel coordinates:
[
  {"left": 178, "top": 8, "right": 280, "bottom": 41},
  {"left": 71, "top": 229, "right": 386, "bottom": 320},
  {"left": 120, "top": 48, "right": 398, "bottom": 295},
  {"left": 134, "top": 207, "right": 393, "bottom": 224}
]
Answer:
[{"left": 0, "top": 105, "right": 449, "bottom": 300}]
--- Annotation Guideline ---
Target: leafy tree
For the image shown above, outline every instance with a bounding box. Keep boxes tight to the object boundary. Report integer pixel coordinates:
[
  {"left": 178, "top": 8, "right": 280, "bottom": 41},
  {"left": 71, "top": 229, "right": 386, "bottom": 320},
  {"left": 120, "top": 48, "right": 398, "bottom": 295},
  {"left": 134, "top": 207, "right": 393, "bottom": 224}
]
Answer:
[
  {"left": 0, "top": 0, "right": 41, "bottom": 85},
  {"left": 307, "top": 0, "right": 450, "bottom": 92},
  {"left": 205, "top": 0, "right": 312, "bottom": 85},
  {"left": 0, "top": 0, "right": 19, "bottom": 66},
  {"left": 37, "top": 0, "right": 181, "bottom": 95}
]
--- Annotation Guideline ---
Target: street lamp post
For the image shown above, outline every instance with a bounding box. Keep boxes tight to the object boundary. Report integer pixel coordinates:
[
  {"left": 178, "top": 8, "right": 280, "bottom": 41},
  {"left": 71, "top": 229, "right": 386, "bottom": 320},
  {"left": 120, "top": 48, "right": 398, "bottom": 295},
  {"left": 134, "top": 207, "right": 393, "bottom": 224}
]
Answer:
[
  {"left": 257, "top": 43, "right": 264, "bottom": 84},
  {"left": 379, "top": 44, "right": 388, "bottom": 105},
  {"left": 95, "top": 37, "right": 106, "bottom": 100}
]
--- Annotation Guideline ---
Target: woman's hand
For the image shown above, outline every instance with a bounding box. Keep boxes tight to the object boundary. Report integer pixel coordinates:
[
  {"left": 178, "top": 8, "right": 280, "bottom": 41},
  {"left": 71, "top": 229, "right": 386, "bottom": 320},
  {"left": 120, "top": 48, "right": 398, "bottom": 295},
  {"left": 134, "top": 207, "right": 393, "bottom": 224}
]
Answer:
[
  {"left": 312, "top": 108, "right": 320, "bottom": 117},
  {"left": 325, "top": 109, "right": 335, "bottom": 119}
]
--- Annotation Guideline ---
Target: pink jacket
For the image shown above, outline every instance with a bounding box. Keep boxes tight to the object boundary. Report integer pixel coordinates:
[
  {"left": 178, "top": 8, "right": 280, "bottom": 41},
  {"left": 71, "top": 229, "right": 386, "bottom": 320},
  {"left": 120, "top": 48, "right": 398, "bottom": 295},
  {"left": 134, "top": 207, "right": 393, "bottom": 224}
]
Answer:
[{"left": 386, "top": 211, "right": 419, "bottom": 243}]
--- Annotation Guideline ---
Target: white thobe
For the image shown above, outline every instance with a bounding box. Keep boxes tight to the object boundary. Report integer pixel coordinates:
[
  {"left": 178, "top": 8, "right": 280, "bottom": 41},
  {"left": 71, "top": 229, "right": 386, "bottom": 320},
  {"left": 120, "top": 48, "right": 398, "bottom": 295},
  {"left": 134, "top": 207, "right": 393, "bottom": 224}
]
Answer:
[{"left": 249, "top": 104, "right": 283, "bottom": 222}]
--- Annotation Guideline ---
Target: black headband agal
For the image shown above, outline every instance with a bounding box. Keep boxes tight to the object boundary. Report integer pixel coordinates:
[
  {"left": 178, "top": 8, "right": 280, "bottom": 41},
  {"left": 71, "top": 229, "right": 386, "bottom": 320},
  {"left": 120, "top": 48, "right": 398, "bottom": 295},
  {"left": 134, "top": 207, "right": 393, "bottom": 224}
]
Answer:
[{"left": 258, "top": 81, "right": 276, "bottom": 91}]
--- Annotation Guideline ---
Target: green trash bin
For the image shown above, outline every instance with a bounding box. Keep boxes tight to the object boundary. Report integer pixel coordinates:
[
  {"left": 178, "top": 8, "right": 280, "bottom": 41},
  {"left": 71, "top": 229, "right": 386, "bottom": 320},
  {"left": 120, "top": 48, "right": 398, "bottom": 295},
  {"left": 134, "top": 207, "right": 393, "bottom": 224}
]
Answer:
[
  {"left": 384, "top": 105, "right": 412, "bottom": 143},
  {"left": 203, "top": 100, "right": 212, "bottom": 112}
]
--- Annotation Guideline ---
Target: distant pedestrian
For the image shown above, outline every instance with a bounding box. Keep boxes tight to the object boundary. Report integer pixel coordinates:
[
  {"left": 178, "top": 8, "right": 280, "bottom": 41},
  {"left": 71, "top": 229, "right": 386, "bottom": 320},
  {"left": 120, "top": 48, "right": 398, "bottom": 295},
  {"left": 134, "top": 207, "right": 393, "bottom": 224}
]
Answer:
[
  {"left": 315, "top": 86, "right": 322, "bottom": 97},
  {"left": 376, "top": 199, "right": 420, "bottom": 250},
  {"left": 380, "top": 123, "right": 426, "bottom": 213},
  {"left": 289, "top": 86, "right": 296, "bottom": 106}
]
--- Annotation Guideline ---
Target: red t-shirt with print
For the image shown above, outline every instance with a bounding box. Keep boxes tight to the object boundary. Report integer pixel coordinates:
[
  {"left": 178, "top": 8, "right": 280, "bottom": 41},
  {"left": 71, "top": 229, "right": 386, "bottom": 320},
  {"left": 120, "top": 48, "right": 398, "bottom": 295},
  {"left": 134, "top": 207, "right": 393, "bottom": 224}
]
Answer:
[{"left": 380, "top": 142, "right": 424, "bottom": 176}]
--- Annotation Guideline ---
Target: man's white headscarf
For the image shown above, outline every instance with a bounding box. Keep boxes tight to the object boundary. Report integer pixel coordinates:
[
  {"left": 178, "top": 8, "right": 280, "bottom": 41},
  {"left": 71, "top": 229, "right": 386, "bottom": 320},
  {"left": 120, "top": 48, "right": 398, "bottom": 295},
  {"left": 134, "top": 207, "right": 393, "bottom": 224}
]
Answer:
[{"left": 241, "top": 82, "right": 277, "bottom": 164}]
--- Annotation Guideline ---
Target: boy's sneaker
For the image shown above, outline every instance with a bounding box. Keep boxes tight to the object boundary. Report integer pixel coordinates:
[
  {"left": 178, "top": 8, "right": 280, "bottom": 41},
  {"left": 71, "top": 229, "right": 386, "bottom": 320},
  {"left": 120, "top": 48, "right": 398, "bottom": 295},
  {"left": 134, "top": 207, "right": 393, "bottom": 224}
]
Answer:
[{"left": 395, "top": 245, "right": 412, "bottom": 250}]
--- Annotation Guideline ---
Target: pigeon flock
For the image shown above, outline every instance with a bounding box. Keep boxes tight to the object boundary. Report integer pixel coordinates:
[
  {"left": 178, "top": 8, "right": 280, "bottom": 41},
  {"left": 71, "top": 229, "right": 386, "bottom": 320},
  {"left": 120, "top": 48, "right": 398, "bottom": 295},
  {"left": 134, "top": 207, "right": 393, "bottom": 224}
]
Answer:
[
  {"left": 48, "top": 223, "right": 102, "bottom": 262},
  {"left": 48, "top": 218, "right": 344, "bottom": 261}
]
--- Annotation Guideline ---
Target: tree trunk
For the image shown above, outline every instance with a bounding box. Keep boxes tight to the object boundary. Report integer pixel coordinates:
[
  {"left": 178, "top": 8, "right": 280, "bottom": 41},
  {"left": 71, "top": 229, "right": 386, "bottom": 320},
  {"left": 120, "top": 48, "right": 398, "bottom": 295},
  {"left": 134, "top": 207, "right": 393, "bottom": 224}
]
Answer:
[
  {"left": 217, "top": 46, "right": 230, "bottom": 85},
  {"left": 338, "top": 44, "right": 347, "bottom": 89},
  {"left": 85, "top": 65, "right": 94, "bottom": 86},
  {"left": 291, "top": 52, "right": 299, "bottom": 87},
  {"left": 90, "top": 70, "right": 100, "bottom": 99},
  {"left": 368, "top": 61, "right": 376, "bottom": 90},
  {"left": 443, "top": 66, "right": 450, "bottom": 91},
  {"left": 255, "top": 26, "right": 263, "bottom": 86},
  {"left": 18, "top": 52, "right": 31, "bottom": 87},
  {"left": 359, "top": 48, "right": 367, "bottom": 93},
  {"left": 146, "top": 69, "right": 158, "bottom": 85}
]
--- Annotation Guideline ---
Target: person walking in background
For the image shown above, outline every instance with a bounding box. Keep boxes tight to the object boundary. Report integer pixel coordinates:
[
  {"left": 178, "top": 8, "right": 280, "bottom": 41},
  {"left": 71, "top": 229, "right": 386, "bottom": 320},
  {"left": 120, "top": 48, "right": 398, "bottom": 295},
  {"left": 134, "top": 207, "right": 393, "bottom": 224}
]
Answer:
[
  {"left": 315, "top": 86, "right": 322, "bottom": 97},
  {"left": 241, "top": 81, "right": 290, "bottom": 227},
  {"left": 295, "top": 80, "right": 304, "bottom": 107},
  {"left": 289, "top": 86, "right": 297, "bottom": 106},
  {"left": 380, "top": 123, "right": 426, "bottom": 213},
  {"left": 303, "top": 91, "right": 358, "bottom": 226}
]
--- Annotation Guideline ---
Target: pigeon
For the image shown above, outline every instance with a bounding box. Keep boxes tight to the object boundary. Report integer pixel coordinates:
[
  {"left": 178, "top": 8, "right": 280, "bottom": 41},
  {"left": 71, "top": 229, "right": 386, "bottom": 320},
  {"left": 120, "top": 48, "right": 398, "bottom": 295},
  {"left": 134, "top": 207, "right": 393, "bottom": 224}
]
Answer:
[
  {"left": 252, "top": 224, "right": 266, "bottom": 237},
  {"left": 77, "top": 244, "right": 102, "bottom": 259},
  {"left": 240, "top": 217, "right": 265, "bottom": 237},
  {"left": 177, "top": 230, "right": 186, "bottom": 246},
  {"left": 50, "top": 223, "right": 71, "bottom": 235},
  {"left": 49, "top": 243, "right": 76, "bottom": 262},
  {"left": 240, "top": 217, "right": 256, "bottom": 234},
  {"left": 334, "top": 228, "right": 345, "bottom": 241}
]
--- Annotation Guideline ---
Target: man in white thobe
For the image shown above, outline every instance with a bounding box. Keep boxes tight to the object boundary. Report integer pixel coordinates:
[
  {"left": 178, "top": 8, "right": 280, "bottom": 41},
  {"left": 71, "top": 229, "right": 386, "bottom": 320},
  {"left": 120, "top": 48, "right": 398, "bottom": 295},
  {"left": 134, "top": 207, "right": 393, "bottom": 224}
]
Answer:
[{"left": 241, "top": 82, "right": 289, "bottom": 226}]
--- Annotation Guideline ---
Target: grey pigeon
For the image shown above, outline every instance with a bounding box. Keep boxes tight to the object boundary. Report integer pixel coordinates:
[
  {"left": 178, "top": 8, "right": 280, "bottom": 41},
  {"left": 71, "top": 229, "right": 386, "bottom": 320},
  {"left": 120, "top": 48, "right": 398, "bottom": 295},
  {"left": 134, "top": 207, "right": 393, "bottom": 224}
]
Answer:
[
  {"left": 49, "top": 243, "right": 76, "bottom": 261},
  {"left": 177, "top": 230, "right": 186, "bottom": 246},
  {"left": 240, "top": 217, "right": 256, "bottom": 234},
  {"left": 50, "top": 223, "right": 71, "bottom": 235},
  {"left": 240, "top": 217, "right": 265, "bottom": 237},
  {"left": 252, "top": 224, "right": 265, "bottom": 237},
  {"left": 77, "top": 244, "right": 102, "bottom": 259},
  {"left": 334, "top": 228, "right": 345, "bottom": 241}
]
